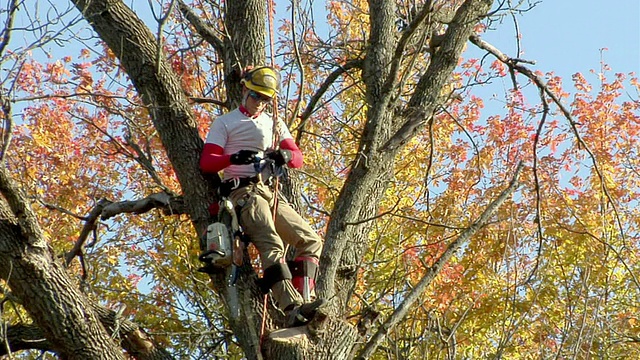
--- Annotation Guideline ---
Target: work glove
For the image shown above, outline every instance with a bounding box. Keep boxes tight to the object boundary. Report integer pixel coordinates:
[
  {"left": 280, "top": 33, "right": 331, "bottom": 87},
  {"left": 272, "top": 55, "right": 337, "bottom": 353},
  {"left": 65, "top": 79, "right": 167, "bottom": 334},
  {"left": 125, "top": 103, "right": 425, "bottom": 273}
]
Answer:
[
  {"left": 266, "top": 149, "right": 292, "bottom": 166},
  {"left": 230, "top": 150, "right": 258, "bottom": 165}
]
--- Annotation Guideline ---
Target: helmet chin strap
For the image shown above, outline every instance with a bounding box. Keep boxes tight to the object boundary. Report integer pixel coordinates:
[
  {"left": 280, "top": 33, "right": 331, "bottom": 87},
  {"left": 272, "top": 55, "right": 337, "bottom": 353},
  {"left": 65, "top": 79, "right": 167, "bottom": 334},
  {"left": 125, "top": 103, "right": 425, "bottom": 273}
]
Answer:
[
  {"left": 241, "top": 91, "right": 249, "bottom": 108},
  {"left": 241, "top": 91, "right": 263, "bottom": 117}
]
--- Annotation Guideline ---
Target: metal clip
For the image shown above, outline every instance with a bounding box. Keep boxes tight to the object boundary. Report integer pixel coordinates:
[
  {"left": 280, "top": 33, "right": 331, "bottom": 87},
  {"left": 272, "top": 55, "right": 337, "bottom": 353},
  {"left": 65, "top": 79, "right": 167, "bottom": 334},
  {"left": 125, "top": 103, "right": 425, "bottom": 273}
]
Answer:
[{"left": 231, "top": 177, "right": 240, "bottom": 190}]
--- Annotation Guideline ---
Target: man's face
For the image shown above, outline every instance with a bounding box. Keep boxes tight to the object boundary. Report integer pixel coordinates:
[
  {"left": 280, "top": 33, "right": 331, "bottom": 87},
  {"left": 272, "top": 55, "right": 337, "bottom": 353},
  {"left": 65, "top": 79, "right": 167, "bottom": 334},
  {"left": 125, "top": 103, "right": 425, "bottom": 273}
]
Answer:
[{"left": 244, "top": 89, "right": 272, "bottom": 115}]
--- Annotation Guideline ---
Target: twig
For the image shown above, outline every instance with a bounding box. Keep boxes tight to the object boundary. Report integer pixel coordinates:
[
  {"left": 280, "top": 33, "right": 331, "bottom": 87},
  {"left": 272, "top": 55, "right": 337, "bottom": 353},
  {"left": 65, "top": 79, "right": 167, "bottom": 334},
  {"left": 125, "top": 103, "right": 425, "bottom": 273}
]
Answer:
[
  {"left": 357, "top": 161, "right": 524, "bottom": 359},
  {"left": 65, "top": 192, "right": 186, "bottom": 267},
  {"left": 177, "top": 0, "right": 224, "bottom": 54},
  {"left": 294, "top": 59, "right": 363, "bottom": 144},
  {"left": 470, "top": 33, "right": 626, "bottom": 260}
]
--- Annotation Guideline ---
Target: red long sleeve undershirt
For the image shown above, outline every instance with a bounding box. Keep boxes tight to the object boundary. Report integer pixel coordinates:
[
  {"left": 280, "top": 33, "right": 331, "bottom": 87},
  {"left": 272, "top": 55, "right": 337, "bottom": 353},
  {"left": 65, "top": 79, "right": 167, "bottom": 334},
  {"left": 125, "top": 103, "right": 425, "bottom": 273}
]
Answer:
[{"left": 199, "top": 138, "right": 303, "bottom": 174}]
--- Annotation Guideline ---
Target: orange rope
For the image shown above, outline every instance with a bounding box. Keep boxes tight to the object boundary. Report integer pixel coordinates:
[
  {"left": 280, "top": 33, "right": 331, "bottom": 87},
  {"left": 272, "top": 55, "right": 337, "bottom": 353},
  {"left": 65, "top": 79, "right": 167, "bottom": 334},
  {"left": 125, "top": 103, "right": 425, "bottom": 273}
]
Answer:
[{"left": 267, "top": 0, "right": 276, "bottom": 67}]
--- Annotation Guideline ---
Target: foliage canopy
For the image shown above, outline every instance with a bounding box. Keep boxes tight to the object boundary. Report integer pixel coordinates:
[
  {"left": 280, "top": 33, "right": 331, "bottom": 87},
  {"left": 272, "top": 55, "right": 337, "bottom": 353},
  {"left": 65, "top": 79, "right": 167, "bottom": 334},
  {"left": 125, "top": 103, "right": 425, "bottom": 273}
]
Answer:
[{"left": 0, "top": 0, "right": 638, "bottom": 358}]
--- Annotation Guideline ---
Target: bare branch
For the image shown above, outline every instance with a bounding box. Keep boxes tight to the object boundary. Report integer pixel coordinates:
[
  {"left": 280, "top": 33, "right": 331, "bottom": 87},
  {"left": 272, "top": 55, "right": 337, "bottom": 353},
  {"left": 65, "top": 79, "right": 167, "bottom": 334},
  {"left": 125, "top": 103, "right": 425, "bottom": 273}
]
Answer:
[
  {"left": 470, "top": 33, "right": 627, "bottom": 253},
  {"left": 100, "top": 192, "right": 185, "bottom": 219},
  {"left": 288, "top": 1, "right": 305, "bottom": 126},
  {"left": 0, "top": 0, "right": 19, "bottom": 57},
  {"left": 527, "top": 86, "right": 549, "bottom": 284},
  {"left": 177, "top": 0, "right": 224, "bottom": 54},
  {"left": 65, "top": 193, "right": 186, "bottom": 267},
  {"left": 0, "top": 323, "right": 51, "bottom": 355},
  {"left": 293, "top": 59, "right": 363, "bottom": 144},
  {"left": 469, "top": 34, "right": 578, "bottom": 133},
  {"left": 189, "top": 96, "right": 226, "bottom": 107},
  {"left": 357, "top": 161, "right": 524, "bottom": 359}
]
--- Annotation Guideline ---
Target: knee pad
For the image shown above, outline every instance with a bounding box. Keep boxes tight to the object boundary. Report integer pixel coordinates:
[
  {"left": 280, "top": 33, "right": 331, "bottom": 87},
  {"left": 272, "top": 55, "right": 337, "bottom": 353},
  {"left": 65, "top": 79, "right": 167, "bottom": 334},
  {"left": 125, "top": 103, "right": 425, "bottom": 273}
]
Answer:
[
  {"left": 258, "top": 262, "right": 292, "bottom": 294},
  {"left": 288, "top": 257, "right": 319, "bottom": 301}
]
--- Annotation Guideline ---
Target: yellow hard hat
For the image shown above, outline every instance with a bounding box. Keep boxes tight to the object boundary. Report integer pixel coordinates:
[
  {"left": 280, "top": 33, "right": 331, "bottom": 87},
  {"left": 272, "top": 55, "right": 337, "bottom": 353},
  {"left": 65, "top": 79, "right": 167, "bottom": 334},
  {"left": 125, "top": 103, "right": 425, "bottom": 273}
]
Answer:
[{"left": 241, "top": 66, "right": 280, "bottom": 98}]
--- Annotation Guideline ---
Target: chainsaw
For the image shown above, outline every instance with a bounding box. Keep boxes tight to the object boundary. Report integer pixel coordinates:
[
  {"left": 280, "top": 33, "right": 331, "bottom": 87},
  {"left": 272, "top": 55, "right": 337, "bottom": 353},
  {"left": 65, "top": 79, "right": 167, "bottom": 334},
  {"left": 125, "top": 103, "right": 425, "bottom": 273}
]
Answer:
[{"left": 198, "top": 198, "right": 244, "bottom": 286}]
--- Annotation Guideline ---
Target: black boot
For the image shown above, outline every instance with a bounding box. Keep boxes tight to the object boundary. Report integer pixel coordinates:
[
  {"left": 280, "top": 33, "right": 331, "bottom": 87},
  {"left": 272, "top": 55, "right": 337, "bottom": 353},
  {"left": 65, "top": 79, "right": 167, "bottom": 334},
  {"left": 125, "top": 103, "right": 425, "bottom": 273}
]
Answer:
[{"left": 285, "top": 298, "right": 326, "bottom": 328}]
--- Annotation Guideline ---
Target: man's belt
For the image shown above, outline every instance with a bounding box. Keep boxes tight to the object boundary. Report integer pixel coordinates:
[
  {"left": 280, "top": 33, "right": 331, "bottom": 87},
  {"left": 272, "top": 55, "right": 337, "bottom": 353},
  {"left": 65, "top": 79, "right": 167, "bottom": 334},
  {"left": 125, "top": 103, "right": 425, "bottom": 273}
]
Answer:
[{"left": 219, "top": 176, "right": 261, "bottom": 197}]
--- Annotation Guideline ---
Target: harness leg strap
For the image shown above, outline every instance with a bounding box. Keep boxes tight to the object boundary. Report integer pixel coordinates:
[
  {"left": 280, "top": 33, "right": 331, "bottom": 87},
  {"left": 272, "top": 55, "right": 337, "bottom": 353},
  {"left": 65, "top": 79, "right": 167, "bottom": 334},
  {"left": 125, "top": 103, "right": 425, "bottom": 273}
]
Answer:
[{"left": 258, "top": 263, "right": 292, "bottom": 294}]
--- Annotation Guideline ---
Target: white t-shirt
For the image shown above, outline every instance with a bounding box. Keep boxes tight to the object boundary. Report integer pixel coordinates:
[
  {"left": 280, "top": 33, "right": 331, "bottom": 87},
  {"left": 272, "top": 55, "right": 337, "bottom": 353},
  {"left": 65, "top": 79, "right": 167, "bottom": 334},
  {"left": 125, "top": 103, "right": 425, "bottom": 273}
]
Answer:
[{"left": 205, "top": 108, "right": 294, "bottom": 179}]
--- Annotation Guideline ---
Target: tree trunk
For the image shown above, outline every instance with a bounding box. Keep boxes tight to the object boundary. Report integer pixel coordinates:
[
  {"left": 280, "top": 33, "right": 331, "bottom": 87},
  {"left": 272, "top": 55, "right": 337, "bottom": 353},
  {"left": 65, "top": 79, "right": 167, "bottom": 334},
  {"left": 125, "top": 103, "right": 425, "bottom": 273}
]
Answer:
[
  {"left": 263, "top": 314, "right": 359, "bottom": 359},
  {"left": 71, "top": 0, "right": 213, "bottom": 238},
  {"left": 62, "top": 0, "right": 495, "bottom": 358},
  {"left": 222, "top": 0, "right": 268, "bottom": 107},
  {"left": 0, "top": 215, "right": 124, "bottom": 358},
  {"left": 319, "top": 0, "right": 495, "bottom": 316}
]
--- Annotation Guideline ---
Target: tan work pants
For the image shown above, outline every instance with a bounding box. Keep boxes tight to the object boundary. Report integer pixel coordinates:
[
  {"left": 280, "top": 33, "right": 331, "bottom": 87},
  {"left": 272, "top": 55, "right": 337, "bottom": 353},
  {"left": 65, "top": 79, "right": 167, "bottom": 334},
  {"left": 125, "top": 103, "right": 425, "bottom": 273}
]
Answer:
[{"left": 229, "top": 182, "right": 323, "bottom": 310}]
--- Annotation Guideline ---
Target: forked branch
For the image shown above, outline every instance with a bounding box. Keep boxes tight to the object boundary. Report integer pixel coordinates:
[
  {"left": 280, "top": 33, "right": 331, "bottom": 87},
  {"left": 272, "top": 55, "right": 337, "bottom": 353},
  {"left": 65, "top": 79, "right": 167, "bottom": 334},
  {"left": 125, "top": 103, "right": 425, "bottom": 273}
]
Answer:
[{"left": 65, "top": 193, "right": 186, "bottom": 267}]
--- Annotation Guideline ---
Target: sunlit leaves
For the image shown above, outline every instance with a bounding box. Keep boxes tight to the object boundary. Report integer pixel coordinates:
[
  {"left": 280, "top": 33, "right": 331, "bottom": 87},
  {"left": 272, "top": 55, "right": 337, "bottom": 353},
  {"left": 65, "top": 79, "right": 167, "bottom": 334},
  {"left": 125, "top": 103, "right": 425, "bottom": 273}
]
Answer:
[{"left": 3, "top": 1, "right": 639, "bottom": 358}]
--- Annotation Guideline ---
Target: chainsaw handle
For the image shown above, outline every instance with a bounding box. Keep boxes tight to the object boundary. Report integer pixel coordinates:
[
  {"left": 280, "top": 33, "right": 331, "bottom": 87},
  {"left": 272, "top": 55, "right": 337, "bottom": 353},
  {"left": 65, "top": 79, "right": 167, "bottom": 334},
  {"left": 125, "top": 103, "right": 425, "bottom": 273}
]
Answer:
[{"left": 198, "top": 249, "right": 226, "bottom": 262}]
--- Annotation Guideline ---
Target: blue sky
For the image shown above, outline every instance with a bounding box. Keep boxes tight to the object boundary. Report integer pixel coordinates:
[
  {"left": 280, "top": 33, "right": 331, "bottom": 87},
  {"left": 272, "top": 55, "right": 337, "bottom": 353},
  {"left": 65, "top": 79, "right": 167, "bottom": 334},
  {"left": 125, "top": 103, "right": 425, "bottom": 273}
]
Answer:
[
  {"left": 14, "top": 1, "right": 638, "bottom": 87},
  {"left": 9, "top": 0, "right": 638, "bottom": 120},
  {"left": 483, "top": 0, "right": 639, "bottom": 78}
]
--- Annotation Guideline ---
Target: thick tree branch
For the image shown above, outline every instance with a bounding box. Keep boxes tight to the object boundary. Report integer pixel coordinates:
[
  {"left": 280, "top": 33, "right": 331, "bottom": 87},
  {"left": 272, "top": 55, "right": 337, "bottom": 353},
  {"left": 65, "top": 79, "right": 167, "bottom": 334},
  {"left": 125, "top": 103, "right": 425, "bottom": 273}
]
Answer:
[
  {"left": 65, "top": 193, "right": 186, "bottom": 266},
  {"left": 177, "top": 0, "right": 224, "bottom": 54},
  {"left": 71, "top": 0, "right": 215, "bottom": 243},
  {"left": 357, "top": 161, "right": 524, "bottom": 359},
  {"left": 0, "top": 166, "right": 46, "bottom": 247},
  {"left": 319, "top": 0, "right": 494, "bottom": 308},
  {"left": 381, "top": 0, "right": 494, "bottom": 153},
  {"left": 0, "top": 323, "right": 51, "bottom": 355},
  {"left": 0, "top": 302, "right": 174, "bottom": 359},
  {"left": 378, "top": 0, "right": 434, "bottom": 109},
  {"left": 0, "top": 220, "right": 126, "bottom": 358}
]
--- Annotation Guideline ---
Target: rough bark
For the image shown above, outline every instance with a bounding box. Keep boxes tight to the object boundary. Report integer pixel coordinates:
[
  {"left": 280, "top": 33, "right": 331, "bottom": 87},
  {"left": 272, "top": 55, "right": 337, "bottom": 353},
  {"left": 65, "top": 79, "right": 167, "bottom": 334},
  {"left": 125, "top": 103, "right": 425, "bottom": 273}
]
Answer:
[
  {"left": 318, "top": 0, "right": 495, "bottom": 314},
  {"left": 71, "top": 0, "right": 213, "bottom": 238},
  {"left": 222, "top": 0, "right": 268, "bottom": 108},
  {"left": 0, "top": 0, "right": 499, "bottom": 358},
  {"left": 0, "top": 305, "right": 173, "bottom": 359},
  {"left": 0, "top": 215, "right": 125, "bottom": 358},
  {"left": 0, "top": 156, "right": 126, "bottom": 358},
  {"left": 263, "top": 308, "right": 359, "bottom": 359},
  {"left": 0, "top": 324, "right": 51, "bottom": 354},
  {"left": 316, "top": 1, "right": 400, "bottom": 313}
]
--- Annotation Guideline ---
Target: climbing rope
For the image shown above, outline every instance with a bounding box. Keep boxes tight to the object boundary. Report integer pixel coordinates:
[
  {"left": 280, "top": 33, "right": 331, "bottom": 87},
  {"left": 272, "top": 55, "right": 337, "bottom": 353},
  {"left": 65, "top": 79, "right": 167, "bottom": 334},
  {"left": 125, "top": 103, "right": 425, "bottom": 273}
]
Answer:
[
  {"left": 260, "top": 0, "right": 279, "bottom": 346},
  {"left": 266, "top": 0, "right": 280, "bottom": 223}
]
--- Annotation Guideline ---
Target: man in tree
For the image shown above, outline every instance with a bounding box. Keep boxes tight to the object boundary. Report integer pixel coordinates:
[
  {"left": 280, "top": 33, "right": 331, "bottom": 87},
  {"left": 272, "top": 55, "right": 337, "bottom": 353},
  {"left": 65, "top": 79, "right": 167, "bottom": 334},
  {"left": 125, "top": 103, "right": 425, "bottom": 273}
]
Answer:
[{"left": 200, "top": 66, "right": 325, "bottom": 327}]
